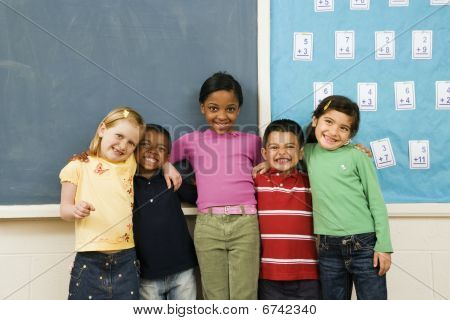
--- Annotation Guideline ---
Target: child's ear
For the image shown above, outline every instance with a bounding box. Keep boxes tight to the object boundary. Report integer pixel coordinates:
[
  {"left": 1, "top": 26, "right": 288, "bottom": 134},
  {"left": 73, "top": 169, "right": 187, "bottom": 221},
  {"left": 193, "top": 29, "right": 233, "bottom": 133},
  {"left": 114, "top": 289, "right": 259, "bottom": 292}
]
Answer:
[
  {"left": 298, "top": 146, "right": 304, "bottom": 160},
  {"left": 312, "top": 116, "right": 318, "bottom": 127},
  {"left": 261, "top": 147, "right": 268, "bottom": 161},
  {"left": 98, "top": 122, "right": 106, "bottom": 138},
  {"left": 200, "top": 104, "right": 205, "bottom": 114}
]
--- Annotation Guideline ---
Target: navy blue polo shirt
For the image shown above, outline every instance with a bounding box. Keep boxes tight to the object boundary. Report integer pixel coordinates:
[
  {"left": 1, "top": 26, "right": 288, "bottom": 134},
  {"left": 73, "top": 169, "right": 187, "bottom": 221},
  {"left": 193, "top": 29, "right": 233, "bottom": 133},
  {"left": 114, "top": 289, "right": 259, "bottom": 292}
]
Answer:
[{"left": 133, "top": 170, "right": 197, "bottom": 279}]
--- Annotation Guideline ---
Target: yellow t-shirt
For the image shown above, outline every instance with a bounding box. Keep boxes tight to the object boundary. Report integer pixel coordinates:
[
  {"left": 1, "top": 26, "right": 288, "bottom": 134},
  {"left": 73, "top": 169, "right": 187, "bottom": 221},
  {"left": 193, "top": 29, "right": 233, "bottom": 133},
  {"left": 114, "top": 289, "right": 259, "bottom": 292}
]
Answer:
[{"left": 59, "top": 155, "right": 136, "bottom": 252}]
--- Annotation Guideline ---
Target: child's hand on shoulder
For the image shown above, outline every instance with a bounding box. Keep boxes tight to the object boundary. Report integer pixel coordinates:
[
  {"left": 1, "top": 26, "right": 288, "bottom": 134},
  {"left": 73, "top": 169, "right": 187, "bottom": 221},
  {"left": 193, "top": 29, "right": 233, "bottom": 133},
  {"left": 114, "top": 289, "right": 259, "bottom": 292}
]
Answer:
[
  {"left": 73, "top": 200, "right": 95, "bottom": 219},
  {"left": 162, "top": 162, "right": 182, "bottom": 191},
  {"left": 252, "top": 161, "right": 270, "bottom": 178},
  {"left": 354, "top": 144, "right": 372, "bottom": 157},
  {"left": 373, "top": 251, "right": 391, "bottom": 276},
  {"left": 68, "top": 150, "right": 90, "bottom": 163}
]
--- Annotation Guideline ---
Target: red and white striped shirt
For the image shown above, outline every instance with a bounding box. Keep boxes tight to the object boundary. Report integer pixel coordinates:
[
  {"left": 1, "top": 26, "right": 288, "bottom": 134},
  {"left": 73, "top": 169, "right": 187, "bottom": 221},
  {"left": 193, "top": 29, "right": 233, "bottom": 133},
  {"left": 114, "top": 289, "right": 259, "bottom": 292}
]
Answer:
[{"left": 255, "top": 168, "right": 319, "bottom": 281}]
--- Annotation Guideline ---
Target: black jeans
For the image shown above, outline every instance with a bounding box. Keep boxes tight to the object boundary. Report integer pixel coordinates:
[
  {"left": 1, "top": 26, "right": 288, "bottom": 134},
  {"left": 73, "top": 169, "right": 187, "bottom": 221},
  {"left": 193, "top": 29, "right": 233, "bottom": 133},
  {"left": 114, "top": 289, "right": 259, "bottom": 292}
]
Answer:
[{"left": 318, "top": 232, "right": 387, "bottom": 300}]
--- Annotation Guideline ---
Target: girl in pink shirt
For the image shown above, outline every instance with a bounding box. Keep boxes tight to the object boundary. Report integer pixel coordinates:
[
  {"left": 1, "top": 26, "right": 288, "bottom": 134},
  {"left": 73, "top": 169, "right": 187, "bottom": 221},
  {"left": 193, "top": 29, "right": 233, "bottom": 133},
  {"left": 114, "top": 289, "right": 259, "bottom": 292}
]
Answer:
[{"left": 170, "top": 72, "right": 261, "bottom": 299}]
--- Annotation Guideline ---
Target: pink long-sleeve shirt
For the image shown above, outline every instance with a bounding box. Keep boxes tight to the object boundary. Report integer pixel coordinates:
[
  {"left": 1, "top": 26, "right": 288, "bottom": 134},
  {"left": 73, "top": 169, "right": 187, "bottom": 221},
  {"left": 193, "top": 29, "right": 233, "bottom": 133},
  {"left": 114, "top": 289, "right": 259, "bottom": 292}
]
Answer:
[{"left": 170, "top": 129, "right": 262, "bottom": 211}]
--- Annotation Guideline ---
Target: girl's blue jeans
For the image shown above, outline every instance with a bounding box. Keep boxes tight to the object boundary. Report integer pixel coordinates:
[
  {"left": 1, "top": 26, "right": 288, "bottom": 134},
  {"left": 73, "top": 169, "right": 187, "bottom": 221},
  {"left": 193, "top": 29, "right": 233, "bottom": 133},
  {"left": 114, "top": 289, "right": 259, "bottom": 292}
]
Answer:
[
  {"left": 318, "top": 232, "right": 387, "bottom": 300},
  {"left": 68, "top": 248, "right": 140, "bottom": 300}
]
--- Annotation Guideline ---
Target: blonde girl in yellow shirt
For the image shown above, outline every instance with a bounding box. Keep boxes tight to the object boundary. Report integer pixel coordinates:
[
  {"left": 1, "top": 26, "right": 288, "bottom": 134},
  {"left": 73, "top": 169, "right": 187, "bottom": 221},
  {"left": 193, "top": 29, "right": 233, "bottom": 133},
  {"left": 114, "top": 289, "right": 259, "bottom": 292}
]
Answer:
[{"left": 59, "top": 107, "right": 145, "bottom": 300}]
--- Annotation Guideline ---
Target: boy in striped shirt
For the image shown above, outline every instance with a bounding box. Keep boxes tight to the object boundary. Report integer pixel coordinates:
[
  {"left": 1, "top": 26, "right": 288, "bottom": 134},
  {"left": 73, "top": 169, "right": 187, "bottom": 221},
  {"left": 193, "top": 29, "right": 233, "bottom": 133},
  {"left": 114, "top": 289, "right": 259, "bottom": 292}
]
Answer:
[{"left": 255, "top": 119, "right": 321, "bottom": 300}]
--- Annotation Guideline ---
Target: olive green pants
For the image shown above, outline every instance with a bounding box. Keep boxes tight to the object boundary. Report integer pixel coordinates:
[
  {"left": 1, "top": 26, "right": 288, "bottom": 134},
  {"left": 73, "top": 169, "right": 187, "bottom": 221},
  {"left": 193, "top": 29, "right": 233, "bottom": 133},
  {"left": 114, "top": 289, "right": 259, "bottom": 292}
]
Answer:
[{"left": 194, "top": 213, "right": 260, "bottom": 300}]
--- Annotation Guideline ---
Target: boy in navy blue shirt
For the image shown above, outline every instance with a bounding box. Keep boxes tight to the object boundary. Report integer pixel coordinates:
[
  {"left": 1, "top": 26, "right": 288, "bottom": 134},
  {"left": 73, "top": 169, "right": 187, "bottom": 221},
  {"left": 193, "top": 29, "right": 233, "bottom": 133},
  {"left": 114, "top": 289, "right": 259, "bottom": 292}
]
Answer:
[{"left": 133, "top": 124, "right": 197, "bottom": 300}]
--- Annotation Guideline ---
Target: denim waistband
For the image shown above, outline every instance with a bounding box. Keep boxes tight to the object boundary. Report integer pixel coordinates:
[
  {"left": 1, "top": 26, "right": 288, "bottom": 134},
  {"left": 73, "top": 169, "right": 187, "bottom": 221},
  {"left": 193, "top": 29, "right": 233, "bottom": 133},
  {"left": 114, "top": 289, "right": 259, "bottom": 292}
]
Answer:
[
  {"left": 319, "top": 232, "right": 375, "bottom": 245},
  {"left": 76, "top": 247, "right": 136, "bottom": 263}
]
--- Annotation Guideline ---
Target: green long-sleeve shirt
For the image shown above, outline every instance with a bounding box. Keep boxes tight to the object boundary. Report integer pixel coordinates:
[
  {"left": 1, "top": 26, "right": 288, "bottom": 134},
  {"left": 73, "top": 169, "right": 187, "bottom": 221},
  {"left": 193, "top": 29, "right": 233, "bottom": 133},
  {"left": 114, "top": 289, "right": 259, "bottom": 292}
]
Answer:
[{"left": 303, "top": 143, "right": 393, "bottom": 253}]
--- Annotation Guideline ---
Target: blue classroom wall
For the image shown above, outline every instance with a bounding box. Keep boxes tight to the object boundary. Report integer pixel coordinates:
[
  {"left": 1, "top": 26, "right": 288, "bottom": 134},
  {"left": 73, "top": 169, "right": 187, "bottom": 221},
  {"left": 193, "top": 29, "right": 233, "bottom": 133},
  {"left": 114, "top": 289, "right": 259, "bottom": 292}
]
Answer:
[
  {"left": 270, "top": 0, "right": 450, "bottom": 203},
  {"left": 0, "top": 0, "right": 258, "bottom": 204}
]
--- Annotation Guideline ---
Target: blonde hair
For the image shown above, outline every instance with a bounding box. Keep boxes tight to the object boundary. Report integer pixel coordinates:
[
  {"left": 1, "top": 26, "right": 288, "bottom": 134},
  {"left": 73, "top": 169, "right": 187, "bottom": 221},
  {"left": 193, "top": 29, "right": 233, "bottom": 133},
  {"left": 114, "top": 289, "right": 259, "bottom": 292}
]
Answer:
[{"left": 89, "top": 106, "right": 145, "bottom": 156}]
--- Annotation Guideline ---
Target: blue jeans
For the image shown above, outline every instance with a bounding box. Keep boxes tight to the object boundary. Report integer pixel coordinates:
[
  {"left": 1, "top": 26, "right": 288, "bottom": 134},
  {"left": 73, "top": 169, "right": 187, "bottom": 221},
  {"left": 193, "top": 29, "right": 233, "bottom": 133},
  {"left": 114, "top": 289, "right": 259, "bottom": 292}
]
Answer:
[
  {"left": 139, "top": 268, "right": 197, "bottom": 300},
  {"left": 318, "top": 232, "right": 387, "bottom": 300},
  {"left": 68, "top": 248, "right": 140, "bottom": 300}
]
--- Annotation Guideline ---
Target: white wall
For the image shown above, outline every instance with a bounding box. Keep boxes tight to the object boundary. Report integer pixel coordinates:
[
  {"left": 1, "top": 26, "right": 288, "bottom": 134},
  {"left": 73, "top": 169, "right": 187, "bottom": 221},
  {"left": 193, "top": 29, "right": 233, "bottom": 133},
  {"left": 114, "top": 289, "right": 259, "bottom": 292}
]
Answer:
[
  {"left": 0, "top": 211, "right": 449, "bottom": 300},
  {"left": 388, "top": 216, "right": 450, "bottom": 299},
  {"left": 0, "top": 218, "right": 74, "bottom": 299}
]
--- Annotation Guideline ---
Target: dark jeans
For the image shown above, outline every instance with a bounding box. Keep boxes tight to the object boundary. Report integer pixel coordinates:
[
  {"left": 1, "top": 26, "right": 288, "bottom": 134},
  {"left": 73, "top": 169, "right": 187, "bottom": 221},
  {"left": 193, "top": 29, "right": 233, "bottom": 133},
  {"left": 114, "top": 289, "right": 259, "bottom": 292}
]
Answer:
[
  {"left": 69, "top": 248, "right": 140, "bottom": 300},
  {"left": 318, "top": 232, "right": 387, "bottom": 300},
  {"left": 258, "top": 279, "right": 322, "bottom": 300}
]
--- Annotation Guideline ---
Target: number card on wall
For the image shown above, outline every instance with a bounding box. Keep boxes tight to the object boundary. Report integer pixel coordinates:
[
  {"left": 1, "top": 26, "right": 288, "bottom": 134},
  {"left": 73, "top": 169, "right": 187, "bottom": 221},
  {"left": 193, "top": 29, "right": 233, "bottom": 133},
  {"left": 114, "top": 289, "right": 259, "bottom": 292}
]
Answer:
[
  {"left": 395, "top": 81, "right": 416, "bottom": 110},
  {"left": 375, "top": 31, "right": 395, "bottom": 60},
  {"left": 430, "top": 0, "right": 450, "bottom": 5},
  {"left": 335, "top": 31, "right": 355, "bottom": 59},
  {"left": 293, "top": 32, "right": 313, "bottom": 61},
  {"left": 315, "top": 0, "right": 334, "bottom": 12},
  {"left": 313, "top": 82, "right": 333, "bottom": 109},
  {"left": 435, "top": 81, "right": 450, "bottom": 110},
  {"left": 389, "top": 0, "right": 409, "bottom": 6},
  {"left": 350, "top": 0, "right": 370, "bottom": 10},
  {"left": 409, "top": 140, "right": 430, "bottom": 169},
  {"left": 412, "top": 30, "right": 432, "bottom": 59},
  {"left": 358, "top": 83, "right": 377, "bottom": 111},
  {"left": 370, "top": 138, "right": 396, "bottom": 169}
]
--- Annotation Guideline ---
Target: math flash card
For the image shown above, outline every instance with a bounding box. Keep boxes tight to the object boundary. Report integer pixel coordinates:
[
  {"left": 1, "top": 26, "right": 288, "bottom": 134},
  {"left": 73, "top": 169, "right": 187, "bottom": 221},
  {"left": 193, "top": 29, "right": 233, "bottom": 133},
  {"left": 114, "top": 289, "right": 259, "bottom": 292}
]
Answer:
[
  {"left": 395, "top": 81, "right": 416, "bottom": 110},
  {"left": 315, "top": 0, "right": 334, "bottom": 12},
  {"left": 375, "top": 31, "right": 395, "bottom": 60},
  {"left": 370, "top": 138, "right": 396, "bottom": 169},
  {"left": 430, "top": 0, "right": 450, "bottom": 5},
  {"left": 313, "top": 82, "right": 333, "bottom": 109},
  {"left": 435, "top": 81, "right": 450, "bottom": 110},
  {"left": 350, "top": 0, "right": 370, "bottom": 10},
  {"left": 389, "top": 0, "right": 409, "bottom": 6},
  {"left": 335, "top": 31, "right": 355, "bottom": 60},
  {"left": 358, "top": 83, "right": 377, "bottom": 111},
  {"left": 412, "top": 30, "right": 432, "bottom": 59},
  {"left": 293, "top": 32, "right": 313, "bottom": 61},
  {"left": 409, "top": 140, "right": 430, "bottom": 169}
]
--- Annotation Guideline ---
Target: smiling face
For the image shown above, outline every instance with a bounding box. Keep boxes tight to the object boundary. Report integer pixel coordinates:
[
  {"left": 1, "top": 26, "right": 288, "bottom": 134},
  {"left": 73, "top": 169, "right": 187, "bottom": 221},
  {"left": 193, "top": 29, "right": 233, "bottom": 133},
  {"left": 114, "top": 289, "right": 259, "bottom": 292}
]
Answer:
[
  {"left": 200, "top": 90, "right": 240, "bottom": 134},
  {"left": 312, "top": 109, "right": 353, "bottom": 151},
  {"left": 98, "top": 119, "right": 140, "bottom": 163},
  {"left": 136, "top": 130, "right": 169, "bottom": 178},
  {"left": 262, "top": 131, "right": 303, "bottom": 174}
]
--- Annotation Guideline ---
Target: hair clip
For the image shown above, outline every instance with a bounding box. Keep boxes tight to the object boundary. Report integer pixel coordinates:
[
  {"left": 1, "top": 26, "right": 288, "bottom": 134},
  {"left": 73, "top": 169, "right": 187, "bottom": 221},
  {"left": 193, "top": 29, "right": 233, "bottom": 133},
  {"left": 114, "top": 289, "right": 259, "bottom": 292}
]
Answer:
[
  {"left": 323, "top": 99, "right": 332, "bottom": 111},
  {"left": 123, "top": 109, "right": 130, "bottom": 118}
]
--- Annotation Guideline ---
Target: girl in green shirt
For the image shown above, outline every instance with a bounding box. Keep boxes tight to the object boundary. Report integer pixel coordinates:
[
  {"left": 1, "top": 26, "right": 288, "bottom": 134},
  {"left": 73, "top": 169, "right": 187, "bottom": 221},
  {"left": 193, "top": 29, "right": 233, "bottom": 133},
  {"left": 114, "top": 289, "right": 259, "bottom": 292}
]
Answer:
[{"left": 305, "top": 95, "right": 393, "bottom": 300}]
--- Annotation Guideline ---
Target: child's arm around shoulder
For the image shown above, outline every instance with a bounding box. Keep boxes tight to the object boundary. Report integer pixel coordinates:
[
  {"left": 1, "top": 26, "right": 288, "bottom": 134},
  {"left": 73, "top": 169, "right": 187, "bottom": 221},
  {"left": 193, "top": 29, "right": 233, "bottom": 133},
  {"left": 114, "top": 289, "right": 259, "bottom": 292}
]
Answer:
[
  {"left": 162, "top": 161, "right": 182, "bottom": 191},
  {"left": 164, "top": 132, "right": 197, "bottom": 190},
  {"left": 353, "top": 143, "right": 372, "bottom": 157},
  {"left": 252, "top": 171, "right": 266, "bottom": 188},
  {"left": 176, "top": 180, "right": 197, "bottom": 205},
  {"left": 252, "top": 133, "right": 263, "bottom": 166},
  {"left": 169, "top": 131, "right": 195, "bottom": 164}
]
